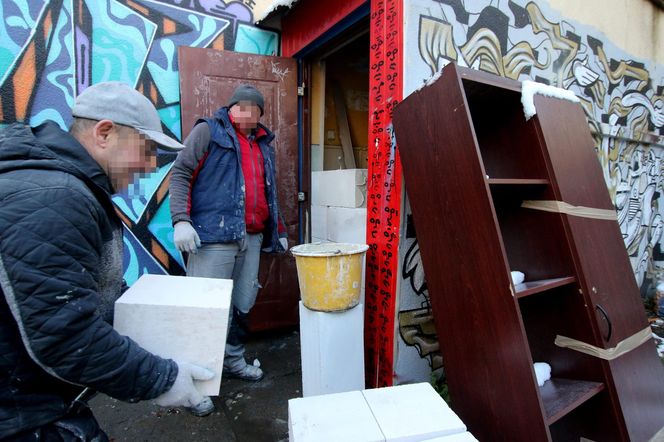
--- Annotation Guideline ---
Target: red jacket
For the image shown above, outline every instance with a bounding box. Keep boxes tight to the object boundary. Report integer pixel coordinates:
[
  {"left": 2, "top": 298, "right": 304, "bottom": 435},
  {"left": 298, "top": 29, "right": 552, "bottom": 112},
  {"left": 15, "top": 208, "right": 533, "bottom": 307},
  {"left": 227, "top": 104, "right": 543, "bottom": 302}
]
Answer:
[{"left": 234, "top": 122, "right": 269, "bottom": 233}]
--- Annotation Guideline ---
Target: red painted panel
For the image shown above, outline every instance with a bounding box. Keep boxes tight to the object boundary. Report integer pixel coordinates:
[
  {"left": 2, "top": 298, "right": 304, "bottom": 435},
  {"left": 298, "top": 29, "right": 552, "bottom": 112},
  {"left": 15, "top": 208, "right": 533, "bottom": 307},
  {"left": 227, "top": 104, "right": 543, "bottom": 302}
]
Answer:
[
  {"left": 364, "top": 0, "right": 403, "bottom": 388},
  {"left": 281, "top": 0, "right": 367, "bottom": 57}
]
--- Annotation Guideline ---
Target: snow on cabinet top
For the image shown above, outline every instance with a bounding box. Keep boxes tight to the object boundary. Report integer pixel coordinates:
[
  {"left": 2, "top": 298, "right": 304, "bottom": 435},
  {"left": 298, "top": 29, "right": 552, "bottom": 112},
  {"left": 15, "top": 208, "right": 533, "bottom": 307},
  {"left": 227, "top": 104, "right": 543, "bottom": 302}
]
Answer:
[
  {"left": 413, "top": 67, "right": 580, "bottom": 122},
  {"left": 521, "top": 80, "right": 580, "bottom": 121}
]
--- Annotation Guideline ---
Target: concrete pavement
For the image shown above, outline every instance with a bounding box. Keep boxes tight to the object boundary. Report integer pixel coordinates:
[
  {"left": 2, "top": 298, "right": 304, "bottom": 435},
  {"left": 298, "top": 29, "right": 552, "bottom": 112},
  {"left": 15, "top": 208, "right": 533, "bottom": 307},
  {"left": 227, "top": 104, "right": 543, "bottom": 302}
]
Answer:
[{"left": 91, "top": 328, "right": 301, "bottom": 442}]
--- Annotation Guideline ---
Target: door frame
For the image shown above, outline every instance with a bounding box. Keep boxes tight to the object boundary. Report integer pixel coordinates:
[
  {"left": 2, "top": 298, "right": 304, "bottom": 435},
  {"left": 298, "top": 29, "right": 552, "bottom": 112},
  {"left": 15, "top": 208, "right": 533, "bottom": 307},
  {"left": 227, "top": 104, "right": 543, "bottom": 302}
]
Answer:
[
  {"left": 281, "top": 0, "right": 405, "bottom": 388},
  {"left": 289, "top": 3, "right": 371, "bottom": 245}
]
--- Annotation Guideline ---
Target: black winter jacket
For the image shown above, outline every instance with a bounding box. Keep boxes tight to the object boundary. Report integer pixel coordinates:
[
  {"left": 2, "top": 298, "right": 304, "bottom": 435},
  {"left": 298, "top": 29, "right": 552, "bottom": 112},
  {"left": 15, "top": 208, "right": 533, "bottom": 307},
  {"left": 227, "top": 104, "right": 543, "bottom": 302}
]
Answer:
[{"left": 0, "top": 122, "right": 177, "bottom": 438}]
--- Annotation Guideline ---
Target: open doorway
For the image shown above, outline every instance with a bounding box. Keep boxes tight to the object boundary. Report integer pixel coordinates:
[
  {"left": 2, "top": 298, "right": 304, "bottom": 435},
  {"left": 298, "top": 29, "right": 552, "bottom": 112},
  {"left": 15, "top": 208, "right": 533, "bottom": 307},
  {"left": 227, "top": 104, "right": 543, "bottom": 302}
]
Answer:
[{"left": 307, "top": 29, "right": 369, "bottom": 245}]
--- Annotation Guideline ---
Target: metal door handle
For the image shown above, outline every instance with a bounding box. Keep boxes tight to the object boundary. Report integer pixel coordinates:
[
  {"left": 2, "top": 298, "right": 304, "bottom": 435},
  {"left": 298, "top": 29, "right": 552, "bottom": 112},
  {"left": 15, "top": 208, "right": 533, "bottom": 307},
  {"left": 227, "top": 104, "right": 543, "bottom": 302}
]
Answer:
[{"left": 595, "top": 304, "right": 612, "bottom": 342}]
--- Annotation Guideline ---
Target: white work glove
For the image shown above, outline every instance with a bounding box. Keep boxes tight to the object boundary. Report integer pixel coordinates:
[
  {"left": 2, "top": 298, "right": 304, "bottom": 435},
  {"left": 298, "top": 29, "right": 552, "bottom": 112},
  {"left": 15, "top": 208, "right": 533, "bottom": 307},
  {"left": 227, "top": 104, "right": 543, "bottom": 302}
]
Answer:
[
  {"left": 279, "top": 237, "right": 288, "bottom": 251},
  {"left": 174, "top": 221, "right": 201, "bottom": 254},
  {"left": 155, "top": 361, "right": 214, "bottom": 408}
]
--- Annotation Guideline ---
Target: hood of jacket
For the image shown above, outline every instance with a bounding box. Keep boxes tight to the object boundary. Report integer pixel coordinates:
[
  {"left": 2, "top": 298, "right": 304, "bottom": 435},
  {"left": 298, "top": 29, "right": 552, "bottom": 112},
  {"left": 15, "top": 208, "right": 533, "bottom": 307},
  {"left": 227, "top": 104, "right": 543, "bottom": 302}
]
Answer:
[{"left": 0, "top": 121, "right": 116, "bottom": 214}]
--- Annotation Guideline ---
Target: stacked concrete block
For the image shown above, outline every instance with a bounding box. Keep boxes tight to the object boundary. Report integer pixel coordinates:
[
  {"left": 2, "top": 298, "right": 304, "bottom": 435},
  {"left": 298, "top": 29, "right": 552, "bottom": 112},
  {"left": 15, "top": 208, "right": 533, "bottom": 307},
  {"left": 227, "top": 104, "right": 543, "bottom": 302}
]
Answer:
[
  {"left": 299, "top": 301, "right": 365, "bottom": 397},
  {"left": 311, "top": 144, "right": 324, "bottom": 172},
  {"left": 327, "top": 206, "right": 367, "bottom": 243},
  {"left": 421, "top": 433, "right": 479, "bottom": 442},
  {"left": 114, "top": 274, "right": 232, "bottom": 396},
  {"left": 311, "top": 204, "right": 329, "bottom": 243},
  {"left": 288, "top": 390, "right": 383, "bottom": 442},
  {"left": 289, "top": 382, "right": 474, "bottom": 442},
  {"left": 363, "top": 383, "right": 467, "bottom": 441},
  {"left": 303, "top": 170, "right": 369, "bottom": 398},
  {"left": 312, "top": 169, "right": 367, "bottom": 208},
  {"left": 311, "top": 169, "right": 367, "bottom": 244}
]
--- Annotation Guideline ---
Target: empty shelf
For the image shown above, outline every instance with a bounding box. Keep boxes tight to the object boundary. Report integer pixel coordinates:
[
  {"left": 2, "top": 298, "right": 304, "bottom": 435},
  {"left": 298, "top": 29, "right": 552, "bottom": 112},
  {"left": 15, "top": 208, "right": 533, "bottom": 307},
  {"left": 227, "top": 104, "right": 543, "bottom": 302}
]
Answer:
[
  {"left": 540, "top": 378, "right": 605, "bottom": 425},
  {"left": 487, "top": 178, "right": 549, "bottom": 185},
  {"left": 515, "top": 277, "right": 576, "bottom": 298}
]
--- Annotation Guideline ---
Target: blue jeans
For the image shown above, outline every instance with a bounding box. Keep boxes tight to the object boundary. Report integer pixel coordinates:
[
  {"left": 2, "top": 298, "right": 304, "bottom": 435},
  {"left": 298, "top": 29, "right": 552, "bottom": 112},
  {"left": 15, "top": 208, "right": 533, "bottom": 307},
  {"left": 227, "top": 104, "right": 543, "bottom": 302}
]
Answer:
[{"left": 186, "top": 233, "right": 263, "bottom": 372}]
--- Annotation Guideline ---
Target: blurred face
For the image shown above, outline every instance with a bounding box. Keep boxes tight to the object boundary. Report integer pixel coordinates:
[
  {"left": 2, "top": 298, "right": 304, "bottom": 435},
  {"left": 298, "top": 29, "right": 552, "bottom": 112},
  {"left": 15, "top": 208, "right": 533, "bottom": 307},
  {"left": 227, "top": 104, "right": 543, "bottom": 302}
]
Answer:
[
  {"left": 106, "top": 124, "right": 158, "bottom": 192},
  {"left": 229, "top": 101, "right": 261, "bottom": 132}
]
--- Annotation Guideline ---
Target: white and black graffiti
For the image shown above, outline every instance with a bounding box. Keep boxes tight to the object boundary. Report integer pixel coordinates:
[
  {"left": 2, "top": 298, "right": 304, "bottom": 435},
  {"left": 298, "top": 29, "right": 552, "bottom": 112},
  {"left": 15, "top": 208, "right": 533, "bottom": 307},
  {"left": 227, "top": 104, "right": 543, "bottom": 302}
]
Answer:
[
  {"left": 404, "top": 0, "right": 663, "bottom": 295},
  {"left": 397, "top": 0, "right": 663, "bottom": 373}
]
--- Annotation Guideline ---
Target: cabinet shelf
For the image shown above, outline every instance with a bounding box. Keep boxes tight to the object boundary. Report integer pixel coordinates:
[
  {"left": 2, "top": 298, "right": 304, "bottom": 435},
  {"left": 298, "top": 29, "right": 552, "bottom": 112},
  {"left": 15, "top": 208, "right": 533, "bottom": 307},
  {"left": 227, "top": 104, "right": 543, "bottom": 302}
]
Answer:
[
  {"left": 514, "top": 277, "right": 577, "bottom": 299},
  {"left": 540, "top": 378, "right": 605, "bottom": 425},
  {"left": 488, "top": 178, "right": 549, "bottom": 185}
]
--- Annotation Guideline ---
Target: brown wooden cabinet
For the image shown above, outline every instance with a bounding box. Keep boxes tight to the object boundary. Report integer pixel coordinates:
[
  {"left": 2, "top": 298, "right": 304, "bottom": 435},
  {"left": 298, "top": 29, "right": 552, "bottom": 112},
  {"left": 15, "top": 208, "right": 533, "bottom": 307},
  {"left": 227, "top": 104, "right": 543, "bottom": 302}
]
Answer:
[{"left": 393, "top": 63, "right": 664, "bottom": 441}]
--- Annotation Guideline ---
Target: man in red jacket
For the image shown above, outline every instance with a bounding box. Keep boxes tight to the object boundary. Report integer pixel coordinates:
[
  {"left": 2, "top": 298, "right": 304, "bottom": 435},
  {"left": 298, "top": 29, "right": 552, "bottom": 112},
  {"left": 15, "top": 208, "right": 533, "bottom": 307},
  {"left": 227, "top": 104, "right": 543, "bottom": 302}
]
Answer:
[{"left": 169, "top": 84, "right": 288, "bottom": 414}]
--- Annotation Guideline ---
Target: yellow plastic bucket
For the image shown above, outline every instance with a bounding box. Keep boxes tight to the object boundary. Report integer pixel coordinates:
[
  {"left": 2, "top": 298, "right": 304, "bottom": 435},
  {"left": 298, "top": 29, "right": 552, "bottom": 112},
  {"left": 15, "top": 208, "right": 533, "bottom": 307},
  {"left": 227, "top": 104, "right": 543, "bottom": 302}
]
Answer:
[{"left": 291, "top": 243, "right": 369, "bottom": 312}]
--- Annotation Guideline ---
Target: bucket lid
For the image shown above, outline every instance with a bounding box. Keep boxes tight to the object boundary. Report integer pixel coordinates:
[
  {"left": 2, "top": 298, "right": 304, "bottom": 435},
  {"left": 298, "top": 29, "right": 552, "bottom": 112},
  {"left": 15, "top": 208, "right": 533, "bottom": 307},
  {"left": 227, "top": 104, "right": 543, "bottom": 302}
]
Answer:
[{"left": 290, "top": 242, "right": 370, "bottom": 257}]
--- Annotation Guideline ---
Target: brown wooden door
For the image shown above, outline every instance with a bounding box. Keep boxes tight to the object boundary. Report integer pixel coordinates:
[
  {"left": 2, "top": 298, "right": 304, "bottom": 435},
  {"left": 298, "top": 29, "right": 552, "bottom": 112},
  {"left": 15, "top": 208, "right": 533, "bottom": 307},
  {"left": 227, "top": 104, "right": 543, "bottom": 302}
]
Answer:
[
  {"left": 533, "top": 96, "right": 649, "bottom": 346},
  {"left": 534, "top": 96, "right": 664, "bottom": 441},
  {"left": 178, "top": 46, "right": 299, "bottom": 331}
]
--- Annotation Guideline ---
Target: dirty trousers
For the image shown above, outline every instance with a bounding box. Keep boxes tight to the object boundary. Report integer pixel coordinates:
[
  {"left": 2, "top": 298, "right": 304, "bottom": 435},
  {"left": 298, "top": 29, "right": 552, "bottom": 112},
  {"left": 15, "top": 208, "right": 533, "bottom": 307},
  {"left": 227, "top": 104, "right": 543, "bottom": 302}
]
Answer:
[
  {"left": 6, "top": 405, "right": 108, "bottom": 441},
  {"left": 186, "top": 233, "right": 263, "bottom": 371}
]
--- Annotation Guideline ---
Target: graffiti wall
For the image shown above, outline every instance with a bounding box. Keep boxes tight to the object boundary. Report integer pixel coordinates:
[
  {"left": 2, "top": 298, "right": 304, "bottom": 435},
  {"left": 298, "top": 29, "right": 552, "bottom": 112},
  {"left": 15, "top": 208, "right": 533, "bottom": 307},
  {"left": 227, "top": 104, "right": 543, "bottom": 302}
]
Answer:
[
  {"left": 395, "top": 0, "right": 664, "bottom": 383},
  {"left": 0, "top": 0, "right": 278, "bottom": 284}
]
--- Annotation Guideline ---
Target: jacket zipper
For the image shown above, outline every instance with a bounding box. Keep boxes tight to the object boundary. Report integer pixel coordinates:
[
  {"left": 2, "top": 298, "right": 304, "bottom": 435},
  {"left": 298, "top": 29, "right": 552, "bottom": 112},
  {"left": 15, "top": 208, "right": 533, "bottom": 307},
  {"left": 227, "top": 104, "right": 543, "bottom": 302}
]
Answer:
[{"left": 250, "top": 135, "right": 258, "bottom": 228}]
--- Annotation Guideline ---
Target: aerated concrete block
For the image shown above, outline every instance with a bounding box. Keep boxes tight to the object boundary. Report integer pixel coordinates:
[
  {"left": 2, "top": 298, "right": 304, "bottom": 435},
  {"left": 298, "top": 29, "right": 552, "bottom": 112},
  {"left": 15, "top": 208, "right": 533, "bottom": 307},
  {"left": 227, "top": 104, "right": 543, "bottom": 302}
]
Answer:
[
  {"left": 421, "top": 432, "right": 479, "bottom": 442},
  {"left": 311, "top": 204, "right": 328, "bottom": 240},
  {"left": 288, "top": 391, "right": 384, "bottom": 442},
  {"left": 114, "top": 274, "right": 232, "bottom": 396},
  {"left": 362, "top": 383, "right": 467, "bottom": 441},
  {"left": 288, "top": 382, "right": 471, "bottom": 442},
  {"left": 312, "top": 169, "right": 368, "bottom": 208},
  {"left": 326, "top": 206, "right": 366, "bottom": 243},
  {"left": 299, "top": 302, "right": 365, "bottom": 397}
]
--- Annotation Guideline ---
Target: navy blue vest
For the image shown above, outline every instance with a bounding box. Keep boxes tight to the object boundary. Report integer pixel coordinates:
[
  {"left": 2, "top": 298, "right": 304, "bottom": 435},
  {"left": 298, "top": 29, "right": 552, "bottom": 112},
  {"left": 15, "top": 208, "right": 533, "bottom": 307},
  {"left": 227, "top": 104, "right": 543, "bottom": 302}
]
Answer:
[{"left": 189, "top": 108, "right": 282, "bottom": 250}]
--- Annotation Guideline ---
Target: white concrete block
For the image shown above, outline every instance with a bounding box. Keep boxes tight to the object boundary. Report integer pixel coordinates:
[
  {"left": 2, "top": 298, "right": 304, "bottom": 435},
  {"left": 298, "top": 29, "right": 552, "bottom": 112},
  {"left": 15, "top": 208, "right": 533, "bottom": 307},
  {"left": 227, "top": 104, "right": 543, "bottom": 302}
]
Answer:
[
  {"left": 312, "top": 169, "right": 368, "bottom": 208},
  {"left": 420, "top": 432, "right": 479, "bottom": 442},
  {"left": 299, "top": 302, "right": 365, "bottom": 397},
  {"left": 289, "top": 391, "right": 384, "bottom": 442},
  {"left": 311, "top": 204, "right": 328, "bottom": 240},
  {"left": 326, "top": 206, "right": 366, "bottom": 243},
  {"left": 114, "top": 274, "right": 232, "bottom": 396},
  {"left": 362, "top": 383, "right": 466, "bottom": 441},
  {"left": 311, "top": 144, "right": 324, "bottom": 172}
]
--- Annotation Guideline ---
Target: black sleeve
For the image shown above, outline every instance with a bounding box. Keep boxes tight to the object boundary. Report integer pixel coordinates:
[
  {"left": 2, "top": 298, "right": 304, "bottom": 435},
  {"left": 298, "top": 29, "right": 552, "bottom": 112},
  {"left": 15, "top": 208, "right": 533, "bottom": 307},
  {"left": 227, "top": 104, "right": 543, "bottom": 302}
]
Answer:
[{"left": 0, "top": 184, "right": 176, "bottom": 402}]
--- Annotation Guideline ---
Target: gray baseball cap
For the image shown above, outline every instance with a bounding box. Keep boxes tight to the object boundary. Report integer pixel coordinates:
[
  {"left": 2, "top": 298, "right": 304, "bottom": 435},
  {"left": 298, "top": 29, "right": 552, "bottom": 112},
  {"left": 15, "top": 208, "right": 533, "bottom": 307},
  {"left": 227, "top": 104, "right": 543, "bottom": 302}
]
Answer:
[{"left": 72, "top": 81, "right": 184, "bottom": 151}]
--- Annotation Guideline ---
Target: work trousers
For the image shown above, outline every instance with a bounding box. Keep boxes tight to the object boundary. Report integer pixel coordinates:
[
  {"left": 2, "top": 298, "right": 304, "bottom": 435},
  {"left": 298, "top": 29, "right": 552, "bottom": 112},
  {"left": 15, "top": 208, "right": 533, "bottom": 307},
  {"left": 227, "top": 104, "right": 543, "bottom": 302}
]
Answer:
[
  {"left": 186, "top": 233, "right": 263, "bottom": 371},
  {"left": 6, "top": 406, "right": 108, "bottom": 442}
]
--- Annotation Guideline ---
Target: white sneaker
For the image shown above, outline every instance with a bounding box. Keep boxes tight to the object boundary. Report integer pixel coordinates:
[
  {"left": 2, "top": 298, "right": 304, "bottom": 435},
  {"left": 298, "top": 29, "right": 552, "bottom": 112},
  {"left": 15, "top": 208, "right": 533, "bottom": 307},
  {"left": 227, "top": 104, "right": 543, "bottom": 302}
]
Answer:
[
  {"left": 225, "top": 362, "right": 264, "bottom": 381},
  {"left": 186, "top": 396, "right": 215, "bottom": 417}
]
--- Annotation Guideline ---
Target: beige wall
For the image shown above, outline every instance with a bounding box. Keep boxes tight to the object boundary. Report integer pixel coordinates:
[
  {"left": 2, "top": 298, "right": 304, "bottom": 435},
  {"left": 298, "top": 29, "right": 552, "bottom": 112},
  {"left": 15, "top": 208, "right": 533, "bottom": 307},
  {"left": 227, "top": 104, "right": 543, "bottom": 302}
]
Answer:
[{"left": 548, "top": 0, "right": 663, "bottom": 64}]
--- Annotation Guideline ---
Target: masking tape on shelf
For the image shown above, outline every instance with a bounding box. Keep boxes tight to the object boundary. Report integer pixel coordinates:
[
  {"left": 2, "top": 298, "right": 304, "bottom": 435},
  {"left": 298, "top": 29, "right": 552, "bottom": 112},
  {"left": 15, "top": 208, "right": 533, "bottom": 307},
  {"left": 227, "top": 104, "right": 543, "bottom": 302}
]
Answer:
[
  {"left": 555, "top": 327, "right": 652, "bottom": 360},
  {"left": 522, "top": 200, "right": 617, "bottom": 221}
]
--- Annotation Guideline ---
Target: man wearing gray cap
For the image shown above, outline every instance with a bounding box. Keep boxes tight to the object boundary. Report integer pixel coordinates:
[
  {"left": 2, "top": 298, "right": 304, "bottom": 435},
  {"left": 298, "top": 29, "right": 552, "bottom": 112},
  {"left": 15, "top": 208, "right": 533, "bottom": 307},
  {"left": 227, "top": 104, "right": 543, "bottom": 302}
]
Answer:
[
  {"left": 169, "top": 84, "right": 288, "bottom": 407},
  {"left": 0, "top": 81, "right": 213, "bottom": 441}
]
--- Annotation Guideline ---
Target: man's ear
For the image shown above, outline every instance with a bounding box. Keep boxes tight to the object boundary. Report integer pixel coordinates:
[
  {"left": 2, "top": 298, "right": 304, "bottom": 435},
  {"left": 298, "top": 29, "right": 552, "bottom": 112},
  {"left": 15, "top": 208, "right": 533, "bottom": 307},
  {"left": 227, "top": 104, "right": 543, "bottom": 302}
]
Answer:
[{"left": 92, "top": 120, "right": 115, "bottom": 148}]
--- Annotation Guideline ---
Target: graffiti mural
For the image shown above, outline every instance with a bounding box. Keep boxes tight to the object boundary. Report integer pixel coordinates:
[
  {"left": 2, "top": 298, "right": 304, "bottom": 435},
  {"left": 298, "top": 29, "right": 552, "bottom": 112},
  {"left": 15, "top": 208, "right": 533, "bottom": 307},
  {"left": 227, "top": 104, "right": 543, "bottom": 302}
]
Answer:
[
  {"left": 396, "top": 0, "right": 664, "bottom": 381},
  {"left": 0, "top": 0, "right": 278, "bottom": 284}
]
